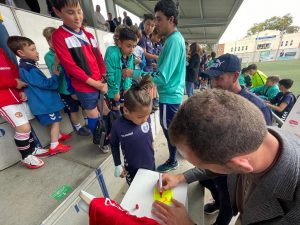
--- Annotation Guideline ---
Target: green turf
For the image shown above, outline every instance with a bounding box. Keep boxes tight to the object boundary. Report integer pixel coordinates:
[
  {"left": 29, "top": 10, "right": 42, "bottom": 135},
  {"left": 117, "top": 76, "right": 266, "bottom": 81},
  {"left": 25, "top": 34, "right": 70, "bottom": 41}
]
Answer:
[{"left": 242, "top": 59, "right": 300, "bottom": 95}]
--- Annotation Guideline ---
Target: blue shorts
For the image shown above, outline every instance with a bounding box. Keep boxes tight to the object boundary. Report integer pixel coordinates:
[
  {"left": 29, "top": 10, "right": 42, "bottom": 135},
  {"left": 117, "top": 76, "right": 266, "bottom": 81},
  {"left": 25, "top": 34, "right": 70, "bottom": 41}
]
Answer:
[
  {"left": 60, "top": 94, "right": 81, "bottom": 113},
  {"left": 35, "top": 111, "right": 62, "bottom": 126},
  {"left": 76, "top": 91, "right": 99, "bottom": 110}
]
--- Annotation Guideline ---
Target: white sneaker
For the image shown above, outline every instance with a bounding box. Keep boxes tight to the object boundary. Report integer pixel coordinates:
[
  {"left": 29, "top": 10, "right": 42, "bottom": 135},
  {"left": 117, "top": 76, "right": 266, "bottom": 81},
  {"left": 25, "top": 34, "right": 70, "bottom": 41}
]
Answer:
[
  {"left": 20, "top": 155, "right": 44, "bottom": 169},
  {"left": 99, "top": 145, "right": 110, "bottom": 153},
  {"left": 32, "top": 147, "right": 49, "bottom": 157}
]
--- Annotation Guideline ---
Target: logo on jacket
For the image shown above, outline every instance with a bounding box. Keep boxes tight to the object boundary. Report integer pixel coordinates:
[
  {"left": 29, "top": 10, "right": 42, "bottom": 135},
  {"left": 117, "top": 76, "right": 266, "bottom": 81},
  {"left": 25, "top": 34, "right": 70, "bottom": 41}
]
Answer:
[
  {"left": 0, "top": 128, "right": 5, "bottom": 137},
  {"left": 15, "top": 112, "right": 23, "bottom": 118},
  {"left": 141, "top": 122, "right": 150, "bottom": 133},
  {"left": 49, "top": 113, "right": 56, "bottom": 120}
]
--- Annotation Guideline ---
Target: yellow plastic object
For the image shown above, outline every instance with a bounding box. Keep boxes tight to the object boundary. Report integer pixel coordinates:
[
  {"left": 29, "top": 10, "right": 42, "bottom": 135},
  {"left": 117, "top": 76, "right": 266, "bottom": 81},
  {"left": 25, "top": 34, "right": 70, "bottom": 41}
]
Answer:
[
  {"left": 0, "top": 12, "right": 4, "bottom": 22},
  {"left": 153, "top": 187, "right": 173, "bottom": 205}
]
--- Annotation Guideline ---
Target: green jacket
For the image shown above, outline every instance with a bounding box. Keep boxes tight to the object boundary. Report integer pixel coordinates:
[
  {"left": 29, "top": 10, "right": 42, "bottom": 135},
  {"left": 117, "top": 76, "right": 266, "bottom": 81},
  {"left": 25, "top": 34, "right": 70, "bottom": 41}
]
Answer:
[
  {"left": 251, "top": 70, "right": 267, "bottom": 88},
  {"left": 250, "top": 84, "right": 280, "bottom": 101},
  {"left": 44, "top": 48, "right": 70, "bottom": 95},
  {"left": 104, "top": 46, "right": 132, "bottom": 99},
  {"left": 134, "top": 31, "right": 186, "bottom": 104}
]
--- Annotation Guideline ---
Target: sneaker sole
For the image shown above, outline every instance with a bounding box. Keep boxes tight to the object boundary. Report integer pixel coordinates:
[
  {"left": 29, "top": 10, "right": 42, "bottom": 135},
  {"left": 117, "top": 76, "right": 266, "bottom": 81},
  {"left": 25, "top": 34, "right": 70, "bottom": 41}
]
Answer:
[
  {"left": 21, "top": 161, "right": 44, "bottom": 169},
  {"left": 33, "top": 152, "right": 50, "bottom": 158},
  {"left": 157, "top": 164, "right": 179, "bottom": 173},
  {"left": 49, "top": 147, "right": 71, "bottom": 156},
  {"left": 204, "top": 209, "right": 219, "bottom": 215}
]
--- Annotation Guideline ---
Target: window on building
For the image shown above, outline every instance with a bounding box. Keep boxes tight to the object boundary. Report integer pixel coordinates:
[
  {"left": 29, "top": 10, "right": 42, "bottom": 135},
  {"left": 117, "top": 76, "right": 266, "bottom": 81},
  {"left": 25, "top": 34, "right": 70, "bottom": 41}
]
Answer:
[
  {"left": 238, "top": 47, "right": 240, "bottom": 51},
  {"left": 235, "top": 47, "right": 237, "bottom": 51},
  {"left": 285, "top": 41, "right": 288, "bottom": 46},
  {"left": 245, "top": 46, "right": 248, "bottom": 50},
  {"left": 281, "top": 41, "right": 283, "bottom": 46},
  {"left": 290, "top": 40, "right": 293, "bottom": 46},
  {"left": 242, "top": 46, "right": 244, "bottom": 51},
  {"left": 231, "top": 47, "right": 233, "bottom": 52}
]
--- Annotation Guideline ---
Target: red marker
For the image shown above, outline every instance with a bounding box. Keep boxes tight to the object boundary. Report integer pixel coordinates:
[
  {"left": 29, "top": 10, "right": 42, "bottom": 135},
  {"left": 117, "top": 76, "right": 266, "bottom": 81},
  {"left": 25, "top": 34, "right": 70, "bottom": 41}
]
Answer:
[
  {"left": 135, "top": 204, "right": 139, "bottom": 210},
  {"left": 159, "top": 173, "right": 163, "bottom": 198}
]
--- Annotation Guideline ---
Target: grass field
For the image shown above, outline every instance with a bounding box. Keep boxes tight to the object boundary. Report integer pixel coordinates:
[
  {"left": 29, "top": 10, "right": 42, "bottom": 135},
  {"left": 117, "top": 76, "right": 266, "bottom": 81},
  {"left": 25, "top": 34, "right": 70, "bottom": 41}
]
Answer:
[{"left": 242, "top": 59, "right": 300, "bottom": 95}]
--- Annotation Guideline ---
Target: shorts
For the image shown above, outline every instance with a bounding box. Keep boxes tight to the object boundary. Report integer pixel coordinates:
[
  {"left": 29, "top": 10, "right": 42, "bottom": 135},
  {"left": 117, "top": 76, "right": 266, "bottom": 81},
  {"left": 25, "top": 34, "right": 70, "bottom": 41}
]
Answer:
[
  {"left": 76, "top": 91, "right": 99, "bottom": 110},
  {"left": 0, "top": 102, "right": 34, "bottom": 127},
  {"left": 60, "top": 94, "right": 81, "bottom": 113},
  {"left": 35, "top": 111, "right": 62, "bottom": 126}
]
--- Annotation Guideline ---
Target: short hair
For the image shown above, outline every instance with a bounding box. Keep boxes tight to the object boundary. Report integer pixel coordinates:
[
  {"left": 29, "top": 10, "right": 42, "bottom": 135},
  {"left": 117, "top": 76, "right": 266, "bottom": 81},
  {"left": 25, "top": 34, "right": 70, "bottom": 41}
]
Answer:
[
  {"left": 50, "top": 0, "right": 80, "bottom": 11},
  {"left": 267, "top": 75, "right": 280, "bottom": 83},
  {"left": 119, "top": 27, "right": 137, "bottom": 42},
  {"left": 241, "top": 67, "right": 249, "bottom": 74},
  {"left": 154, "top": 0, "right": 179, "bottom": 26},
  {"left": 279, "top": 79, "right": 294, "bottom": 89},
  {"left": 152, "top": 27, "right": 160, "bottom": 37},
  {"left": 130, "top": 25, "right": 142, "bottom": 40},
  {"left": 169, "top": 89, "right": 267, "bottom": 164},
  {"left": 42, "top": 27, "right": 56, "bottom": 41},
  {"left": 124, "top": 75, "right": 153, "bottom": 112},
  {"left": 7, "top": 36, "right": 35, "bottom": 56},
  {"left": 113, "top": 24, "right": 128, "bottom": 44},
  {"left": 210, "top": 51, "right": 216, "bottom": 58},
  {"left": 247, "top": 64, "right": 257, "bottom": 70},
  {"left": 143, "top": 14, "right": 155, "bottom": 22}
]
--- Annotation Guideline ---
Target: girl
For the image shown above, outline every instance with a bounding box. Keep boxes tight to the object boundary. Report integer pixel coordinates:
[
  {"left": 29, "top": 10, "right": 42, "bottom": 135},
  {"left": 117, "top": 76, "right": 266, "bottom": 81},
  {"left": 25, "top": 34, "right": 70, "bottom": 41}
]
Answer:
[{"left": 110, "top": 76, "right": 155, "bottom": 185}]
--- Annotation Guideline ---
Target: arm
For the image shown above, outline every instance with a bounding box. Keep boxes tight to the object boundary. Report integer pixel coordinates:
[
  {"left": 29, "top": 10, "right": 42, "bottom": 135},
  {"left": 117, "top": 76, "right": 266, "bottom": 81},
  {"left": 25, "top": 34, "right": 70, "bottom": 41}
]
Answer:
[
  {"left": 110, "top": 124, "right": 121, "bottom": 166},
  {"left": 20, "top": 68, "right": 58, "bottom": 90},
  {"left": 104, "top": 52, "right": 120, "bottom": 95},
  {"left": 250, "top": 85, "right": 263, "bottom": 94},
  {"left": 183, "top": 167, "right": 220, "bottom": 184},
  {"left": 139, "top": 52, "right": 146, "bottom": 70}
]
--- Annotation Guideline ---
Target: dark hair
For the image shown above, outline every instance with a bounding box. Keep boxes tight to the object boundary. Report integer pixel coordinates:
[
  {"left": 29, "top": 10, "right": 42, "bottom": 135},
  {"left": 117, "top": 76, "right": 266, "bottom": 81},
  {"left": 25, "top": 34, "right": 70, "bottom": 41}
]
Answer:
[
  {"left": 267, "top": 75, "right": 280, "bottom": 83},
  {"left": 169, "top": 89, "right": 267, "bottom": 164},
  {"left": 152, "top": 27, "right": 160, "bottom": 36},
  {"left": 7, "top": 36, "right": 35, "bottom": 56},
  {"left": 279, "top": 79, "right": 293, "bottom": 89},
  {"left": 241, "top": 67, "right": 249, "bottom": 74},
  {"left": 124, "top": 75, "right": 153, "bottom": 112},
  {"left": 210, "top": 51, "right": 216, "bottom": 58},
  {"left": 143, "top": 14, "right": 155, "bottom": 22},
  {"left": 119, "top": 27, "right": 137, "bottom": 42},
  {"left": 189, "top": 42, "right": 202, "bottom": 56},
  {"left": 50, "top": 0, "right": 80, "bottom": 11},
  {"left": 247, "top": 64, "right": 257, "bottom": 70},
  {"left": 130, "top": 25, "right": 142, "bottom": 40},
  {"left": 154, "top": 0, "right": 179, "bottom": 26}
]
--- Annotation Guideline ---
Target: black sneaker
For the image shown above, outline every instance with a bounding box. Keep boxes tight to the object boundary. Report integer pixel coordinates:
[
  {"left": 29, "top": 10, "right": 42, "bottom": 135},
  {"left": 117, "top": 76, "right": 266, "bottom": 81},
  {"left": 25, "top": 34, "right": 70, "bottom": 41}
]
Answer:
[
  {"left": 157, "top": 160, "right": 179, "bottom": 172},
  {"left": 204, "top": 201, "right": 219, "bottom": 214}
]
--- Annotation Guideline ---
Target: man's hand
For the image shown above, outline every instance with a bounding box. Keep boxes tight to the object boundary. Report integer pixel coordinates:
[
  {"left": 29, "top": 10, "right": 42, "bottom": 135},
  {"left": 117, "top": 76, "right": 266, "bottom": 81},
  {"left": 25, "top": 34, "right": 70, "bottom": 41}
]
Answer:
[
  {"left": 114, "top": 93, "right": 120, "bottom": 101},
  {"left": 122, "top": 68, "right": 133, "bottom": 78},
  {"left": 19, "top": 92, "right": 27, "bottom": 101},
  {"left": 15, "top": 79, "right": 27, "bottom": 89},
  {"left": 157, "top": 173, "right": 186, "bottom": 192},
  {"left": 152, "top": 198, "right": 194, "bottom": 225}
]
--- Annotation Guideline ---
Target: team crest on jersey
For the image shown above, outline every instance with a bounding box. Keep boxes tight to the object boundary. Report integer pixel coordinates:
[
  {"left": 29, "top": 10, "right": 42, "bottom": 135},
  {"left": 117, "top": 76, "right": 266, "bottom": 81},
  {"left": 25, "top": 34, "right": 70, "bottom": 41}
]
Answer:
[
  {"left": 49, "top": 113, "right": 56, "bottom": 120},
  {"left": 141, "top": 122, "right": 149, "bottom": 133},
  {"left": 15, "top": 112, "right": 23, "bottom": 118}
]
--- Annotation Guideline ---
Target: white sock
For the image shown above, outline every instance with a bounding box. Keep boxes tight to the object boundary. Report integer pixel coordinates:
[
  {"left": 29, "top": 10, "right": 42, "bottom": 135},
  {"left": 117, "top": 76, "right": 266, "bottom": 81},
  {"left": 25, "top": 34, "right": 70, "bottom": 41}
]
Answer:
[
  {"left": 74, "top": 123, "right": 82, "bottom": 131},
  {"left": 50, "top": 141, "right": 59, "bottom": 149}
]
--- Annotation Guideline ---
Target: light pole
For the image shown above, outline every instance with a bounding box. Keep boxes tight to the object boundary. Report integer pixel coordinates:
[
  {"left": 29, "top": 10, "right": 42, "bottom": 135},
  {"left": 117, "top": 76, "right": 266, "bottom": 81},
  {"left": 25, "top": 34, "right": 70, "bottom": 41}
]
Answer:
[
  {"left": 275, "top": 31, "right": 285, "bottom": 61},
  {"left": 252, "top": 32, "right": 260, "bottom": 63}
]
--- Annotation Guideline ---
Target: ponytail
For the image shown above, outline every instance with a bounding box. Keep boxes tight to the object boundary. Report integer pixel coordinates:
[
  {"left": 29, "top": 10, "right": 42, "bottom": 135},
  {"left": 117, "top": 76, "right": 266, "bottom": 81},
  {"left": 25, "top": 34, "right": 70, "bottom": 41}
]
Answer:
[{"left": 124, "top": 75, "right": 153, "bottom": 112}]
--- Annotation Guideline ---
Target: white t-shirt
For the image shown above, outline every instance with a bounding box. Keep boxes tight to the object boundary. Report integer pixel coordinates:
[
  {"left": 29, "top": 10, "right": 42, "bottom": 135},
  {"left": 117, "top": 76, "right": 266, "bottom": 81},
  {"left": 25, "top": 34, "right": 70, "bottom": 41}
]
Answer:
[
  {"left": 94, "top": 11, "right": 107, "bottom": 31},
  {"left": 133, "top": 45, "right": 144, "bottom": 70}
]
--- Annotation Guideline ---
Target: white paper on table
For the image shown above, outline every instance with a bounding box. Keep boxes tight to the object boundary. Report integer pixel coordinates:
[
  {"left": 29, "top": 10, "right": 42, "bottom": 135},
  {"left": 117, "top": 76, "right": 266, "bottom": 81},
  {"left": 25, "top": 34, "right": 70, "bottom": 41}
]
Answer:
[{"left": 120, "top": 168, "right": 188, "bottom": 221}]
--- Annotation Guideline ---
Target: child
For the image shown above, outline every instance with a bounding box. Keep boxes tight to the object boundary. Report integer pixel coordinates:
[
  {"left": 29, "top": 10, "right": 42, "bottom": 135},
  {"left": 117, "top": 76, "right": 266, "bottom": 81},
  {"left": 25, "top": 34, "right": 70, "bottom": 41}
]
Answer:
[
  {"left": 110, "top": 76, "right": 155, "bottom": 185},
  {"left": 250, "top": 75, "right": 280, "bottom": 101},
  {"left": 51, "top": 0, "right": 108, "bottom": 153},
  {"left": 43, "top": 27, "right": 90, "bottom": 136},
  {"left": 266, "top": 79, "right": 296, "bottom": 121},
  {"left": 104, "top": 27, "right": 135, "bottom": 115},
  {"left": 247, "top": 64, "right": 267, "bottom": 88},
  {"left": 131, "top": 26, "right": 146, "bottom": 74},
  {"left": 7, "top": 36, "right": 71, "bottom": 155},
  {"left": 238, "top": 67, "right": 252, "bottom": 88},
  {"left": 0, "top": 48, "right": 47, "bottom": 169}
]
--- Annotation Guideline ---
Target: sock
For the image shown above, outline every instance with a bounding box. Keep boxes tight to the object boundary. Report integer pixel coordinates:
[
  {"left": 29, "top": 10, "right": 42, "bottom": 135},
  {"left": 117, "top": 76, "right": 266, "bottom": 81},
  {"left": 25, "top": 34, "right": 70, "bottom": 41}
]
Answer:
[
  {"left": 14, "top": 131, "right": 33, "bottom": 159},
  {"left": 87, "top": 117, "right": 99, "bottom": 134},
  {"left": 50, "top": 141, "right": 59, "bottom": 149},
  {"left": 74, "top": 123, "right": 82, "bottom": 131}
]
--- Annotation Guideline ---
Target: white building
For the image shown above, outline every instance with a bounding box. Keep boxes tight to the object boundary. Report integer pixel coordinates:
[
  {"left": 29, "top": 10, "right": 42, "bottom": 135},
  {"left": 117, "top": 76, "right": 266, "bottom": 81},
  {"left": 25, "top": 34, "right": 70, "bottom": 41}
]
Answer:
[{"left": 219, "top": 30, "right": 300, "bottom": 63}]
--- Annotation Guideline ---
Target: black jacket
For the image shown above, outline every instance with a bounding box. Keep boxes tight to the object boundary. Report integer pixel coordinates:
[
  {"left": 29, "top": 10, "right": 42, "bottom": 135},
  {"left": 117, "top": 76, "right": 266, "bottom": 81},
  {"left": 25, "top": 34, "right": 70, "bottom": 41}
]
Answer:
[{"left": 186, "top": 53, "right": 200, "bottom": 82}]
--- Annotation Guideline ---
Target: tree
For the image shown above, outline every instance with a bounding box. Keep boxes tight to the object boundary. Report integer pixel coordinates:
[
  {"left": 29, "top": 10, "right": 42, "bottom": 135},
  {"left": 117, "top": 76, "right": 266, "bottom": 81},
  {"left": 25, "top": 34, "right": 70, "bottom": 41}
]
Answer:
[{"left": 247, "top": 14, "right": 300, "bottom": 36}]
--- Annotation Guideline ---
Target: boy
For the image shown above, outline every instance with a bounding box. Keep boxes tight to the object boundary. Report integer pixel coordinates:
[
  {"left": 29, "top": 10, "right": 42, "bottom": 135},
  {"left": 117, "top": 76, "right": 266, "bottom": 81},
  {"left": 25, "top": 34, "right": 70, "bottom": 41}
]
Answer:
[
  {"left": 51, "top": 0, "right": 108, "bottom": 153},
  {"left": 123, "top": 0, "right": 186, "bottom": 172},
  {"left": 247, "top": 64, "right": 267, "bottom": 88},
  {"left": 7, "top": 36, "right": 72, "bottom": 156},
  {"left": 0, "top": 48, "right": 46, "bottom": 169},
  {"left": 250, "top": 75, "right": 280, "bottom": 101},
  {"left": 131, "top": 26, "right": 146, "bottom": 76},
  {"left": 104, "top": 27, "right": 135, "bottom": 115},
  {"left": 266, "top": 79, "right": 296, "bottom": 121},
  {"left": 238, "top": 67, "right": 252, "bottom": 88},
  {"left": 152, "top": 89, "right": 300, "bottom": 225},
  {"left": 43, "top": 27, "right": 90, "bottom": 136}
]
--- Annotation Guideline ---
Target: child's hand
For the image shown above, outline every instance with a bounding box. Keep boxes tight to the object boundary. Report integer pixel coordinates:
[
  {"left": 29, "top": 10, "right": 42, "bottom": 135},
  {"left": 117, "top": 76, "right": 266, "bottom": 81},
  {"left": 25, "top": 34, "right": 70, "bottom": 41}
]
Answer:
[
  {"left": 114, "top": 93, "right": 120, "bottom": 101},
  {"left": 134, "top": 57, "right": 141, "bottom": 65},
  {"left": 114, "top": 165, "right": 128, "bottom": 178},
  {"left": 122, "top": 68, "right": 133, "bottom": 78},
  {"left": 94, "top": 81, "right": 107, "bottom": 93},
  {"left": 120, "top": 167, "right": 128, "bottom": 178},
  {"left": 15, "top": 78, "right": 27, "bottom": 89},
  {"left": 151, "top": 63, "right": 157, "bottom": 68},
  {"left": 19, "top": 92, "right": 27, "bottom": 101},
  {"left": 71, "top": 94, "right": 78, "bottom": 100}
]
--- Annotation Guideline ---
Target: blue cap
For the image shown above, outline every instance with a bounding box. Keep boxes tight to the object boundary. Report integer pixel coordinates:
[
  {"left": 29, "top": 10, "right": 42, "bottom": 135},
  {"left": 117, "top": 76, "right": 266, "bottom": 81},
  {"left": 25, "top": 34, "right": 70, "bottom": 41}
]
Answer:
[{"left": 203, "top": 54, "right": 241, "bottom": 77}]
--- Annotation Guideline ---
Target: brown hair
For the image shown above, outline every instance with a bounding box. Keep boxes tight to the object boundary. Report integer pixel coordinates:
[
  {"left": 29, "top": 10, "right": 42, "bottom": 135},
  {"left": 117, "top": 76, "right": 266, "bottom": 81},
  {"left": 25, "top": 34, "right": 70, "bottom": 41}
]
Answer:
[
  {"left": 189, "top": 42, "right": 202, "bottom": 56},
  {"left": 113, "top": 24, "right": 128, "bottom": 45},
  {"left": 267, "top": 75, "right": 280, "bottom": 83},
  {"left": 50, "top": 0, "right": 80, "bottom": 11},
  {"left": 169, "top": 89, "right": 267, "bottom": 164},
  {"left": 130, "top": 25, "right": 142, "bottom": 40},
  {"left": 7, "top": 36, "right": 35, "bottom": 56},
  {"left": 43, "top": 27, "right": 56, "bottom": 41},
  {"left": 124, "top": 75, "right": 153, "bottom": 112}
]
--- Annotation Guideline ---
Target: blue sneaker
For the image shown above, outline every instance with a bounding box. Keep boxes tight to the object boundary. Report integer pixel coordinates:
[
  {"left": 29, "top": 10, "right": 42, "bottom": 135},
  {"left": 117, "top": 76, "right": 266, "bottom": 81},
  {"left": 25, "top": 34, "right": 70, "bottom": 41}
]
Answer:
[
  {"left": 76, "top": 127, "right": 91, "bottom": 136},
  {"left": 157, "top": 160, "right": 179, "bottom": 172}
]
